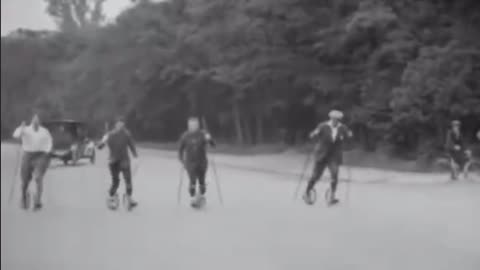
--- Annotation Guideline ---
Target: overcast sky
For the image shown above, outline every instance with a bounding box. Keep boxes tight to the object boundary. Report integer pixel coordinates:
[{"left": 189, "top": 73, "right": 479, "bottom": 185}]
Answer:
[{"left": 1, "top": 0, "right": 136, "bottom": 35}]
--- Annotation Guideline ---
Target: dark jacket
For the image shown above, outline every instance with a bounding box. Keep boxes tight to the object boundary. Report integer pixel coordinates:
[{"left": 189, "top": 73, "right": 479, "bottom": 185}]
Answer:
[
  {"left": 178, "top": 129, "right": 215, "bottom": 167},
  {"left": 310, "top": 121, "right": 352, "bottom": 164},
  {"left": 98, "top": 128, "right": 137, "bottom": 164},
  {"left": 445, "top": 129, "right": 466, "bottom": 153}
]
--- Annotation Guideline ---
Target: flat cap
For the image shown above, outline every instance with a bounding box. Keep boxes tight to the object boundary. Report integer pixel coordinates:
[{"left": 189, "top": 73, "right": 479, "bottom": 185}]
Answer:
[{"left": 328, "top": 110, "right": 344, "bottom": 119}]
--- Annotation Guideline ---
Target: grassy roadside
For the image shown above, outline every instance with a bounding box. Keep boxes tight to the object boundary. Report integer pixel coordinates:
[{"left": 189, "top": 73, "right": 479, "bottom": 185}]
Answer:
[
  {"left": 138, "top": 142, "right": 456, "bottom": 173},
  {"left": 3, "top": 139, "right": 472, "bottom": 173},
  {"left": 138, "top": 142, "right": 288, "bottom": 156}
]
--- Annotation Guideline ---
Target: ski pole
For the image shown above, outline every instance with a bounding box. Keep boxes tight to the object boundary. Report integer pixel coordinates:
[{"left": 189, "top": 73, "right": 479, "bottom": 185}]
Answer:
[
  {"left": 345, "top": 165, "right": 352, "bottom": 204},
  {"left": 8, "top": 144, "right": 22, "bottom": 205},
  {"left": 210, "top": 157, "right": 224, "bottom": 205},
  {"left": 201, "top": 116, "right": 223, "bottom": 205},
  {"left": 177, "top": 165, "right": 185, "bottom": 205},
  {"left": 293, "top": 149, "right": 313, "bottom": 200},
  {"left": 132, "top": 161, "right": 141, "bottom": 179}
]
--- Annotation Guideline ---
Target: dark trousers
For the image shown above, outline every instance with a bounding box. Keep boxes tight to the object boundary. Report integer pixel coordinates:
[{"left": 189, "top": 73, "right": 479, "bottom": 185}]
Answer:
[
  {"left": 449, "top": 149, "right": 472, "bottom": 179},
  {"left": 20, "top": 152, "right": 50, "bottom": 203},
  {"left": 306, "top": 158, "right": 340, "bottom": 194},
  {"left": 186, "top": 164, "right": 207, "bottom": 197},
  {"left": 109, "top": 160, "right": 132, "bottom": 197},
  {"left": 449, "top": 149, "right": 469, "bottom": 169}
]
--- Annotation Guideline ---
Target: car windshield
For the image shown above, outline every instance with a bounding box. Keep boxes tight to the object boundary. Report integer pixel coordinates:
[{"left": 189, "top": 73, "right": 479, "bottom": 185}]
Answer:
[
  {"left": 50, "top": 125, "right": 75, "bottom": 150},
  {"left": 47, "top": 122, "right": 88, "bottom": 148}
]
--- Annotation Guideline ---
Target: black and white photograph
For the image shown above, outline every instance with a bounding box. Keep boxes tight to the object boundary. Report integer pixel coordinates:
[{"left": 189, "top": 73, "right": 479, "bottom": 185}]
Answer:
[{"left": 1, "top": 0, "right": 479, "bottom": 269}]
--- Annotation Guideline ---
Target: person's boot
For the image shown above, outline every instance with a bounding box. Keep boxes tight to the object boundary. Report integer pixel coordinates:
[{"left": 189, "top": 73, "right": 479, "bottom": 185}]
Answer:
[
  {"left": 124, "top": 194, "right": 138, "bottom": 211},
  {"left": 33, "top": 193, "right": 42, "bottom": 211},
  {"left": 20, "top": 191, "right": 30, "bottom": 210},
  {"left": 327, "top": 191, "right": 339, "bottom": 206},
  {"left": 302, "top": 188, "right": 315, "bottom": 205},
  {"left": 189, "top": 185, "right": 196, "bottom": 196},
  {"left": 189, "top": 185, "right": 197, "bottom": 204},
  {"left": 191, "top": 191, "right": 205, "bottom": 209},
  {"left": 198, "top": 185, "right": 207, "bottom": 207}
]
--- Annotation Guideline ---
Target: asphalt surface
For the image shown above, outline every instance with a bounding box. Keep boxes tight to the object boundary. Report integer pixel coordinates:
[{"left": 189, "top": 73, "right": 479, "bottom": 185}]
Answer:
[{"left": 1, "top": 143, "right": 479, "bottom": 270}]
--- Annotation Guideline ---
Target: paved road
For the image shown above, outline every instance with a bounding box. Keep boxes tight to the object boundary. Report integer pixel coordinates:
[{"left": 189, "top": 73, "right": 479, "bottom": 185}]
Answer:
[{"left": 1, "top": 143, "right": 479, "bottom": 270}]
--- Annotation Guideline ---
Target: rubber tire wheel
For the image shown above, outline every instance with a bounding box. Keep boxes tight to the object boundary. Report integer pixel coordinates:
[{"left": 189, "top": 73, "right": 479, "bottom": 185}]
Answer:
[
  {"left": 63, "top": 158, "right": 69, "bottom": 165},
  {"left": 71, "top": 150, "right": 79, "bottom": 165}
]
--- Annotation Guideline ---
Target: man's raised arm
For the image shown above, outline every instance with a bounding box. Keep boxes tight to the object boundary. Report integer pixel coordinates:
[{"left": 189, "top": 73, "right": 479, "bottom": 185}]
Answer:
[{"left": 12, "top": 122, "right": 26, "bottom": 139}]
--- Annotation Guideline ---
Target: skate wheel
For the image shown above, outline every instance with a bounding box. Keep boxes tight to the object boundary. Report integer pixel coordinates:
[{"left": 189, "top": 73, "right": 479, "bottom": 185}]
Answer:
[
  {"left": 107, "top": 196, "right": 119, "bottom": 210},
  {"left": 190, "top": 200, "right": 199, "bottom": 209},
  {"left": 303, "top": 188, "right": 317, "bottom": 205},
  {"left": 191, "top": 196, "right": 206, "bottom": 209}
]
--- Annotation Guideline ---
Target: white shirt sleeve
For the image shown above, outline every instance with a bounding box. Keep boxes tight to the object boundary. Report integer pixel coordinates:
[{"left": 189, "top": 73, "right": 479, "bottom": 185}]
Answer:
[
  {"left": 309, "top": 124, "right": 321, "bottom": 138},
  {"left": 12, "top": 126, "right": 24, "bottom": 139},
  {"left": 44, "top": 128, "right": 53, "bottom": 153},
  {"left": 100, "top": 134, "right": 109, "bottom": 144}
]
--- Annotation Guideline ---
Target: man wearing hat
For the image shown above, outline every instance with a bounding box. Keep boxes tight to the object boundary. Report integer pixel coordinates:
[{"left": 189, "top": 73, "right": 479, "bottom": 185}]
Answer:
[
  {"left": 98, "top": 116, "right": 139, "bottom": 210},
  {"left": 178, "top": 117, "right": 215, "bottom": 207},
  {"left": 12, "top": 113, "right": 53, "bottom": 210},
  {"left": 303, "top": 110, "right": 353, "bottom": 206},
  {"left": 445, "top": 120, "right": 471, "bottom": 180}
]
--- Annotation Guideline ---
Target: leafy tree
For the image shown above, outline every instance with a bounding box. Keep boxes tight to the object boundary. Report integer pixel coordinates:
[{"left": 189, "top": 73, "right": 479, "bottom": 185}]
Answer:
[
  {"left": 44, "top": 0, "right": 107, "bottom": 32},
  {"left": 2, "top": 0, "right": 480, "bottom": 162}
]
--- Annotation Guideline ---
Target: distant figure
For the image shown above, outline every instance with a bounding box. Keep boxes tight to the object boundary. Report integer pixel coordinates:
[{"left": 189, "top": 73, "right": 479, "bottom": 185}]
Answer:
[
  {"left": 303, "top": 110, "right": 353, "bottom": 206},
  {"left": 98, "top": 117, "right": 139, "bottom": 210},
  {"left": 12, "top": 114, "right": 53, "bottom": 211},
  {"left": 445, "top": 120, "right": 471, "bottom": 180},
  {"left": 178, "top": 117, "right": 215, "bottom": 208}
]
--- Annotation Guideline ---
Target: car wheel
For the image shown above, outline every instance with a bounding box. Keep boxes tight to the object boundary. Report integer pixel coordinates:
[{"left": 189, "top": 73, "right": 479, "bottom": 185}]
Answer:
[{"left": 72, "top": 154, "right": 79, "bottom": 165}]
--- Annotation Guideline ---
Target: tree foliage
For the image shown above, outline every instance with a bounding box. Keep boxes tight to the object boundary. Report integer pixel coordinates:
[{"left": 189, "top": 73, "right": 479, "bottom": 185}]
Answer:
[
  {"left": 2, "top": 0, "right": 479, "bottom": 160},
  {"left": 44, "top": 0, "right": 107, "bottom": 32}
]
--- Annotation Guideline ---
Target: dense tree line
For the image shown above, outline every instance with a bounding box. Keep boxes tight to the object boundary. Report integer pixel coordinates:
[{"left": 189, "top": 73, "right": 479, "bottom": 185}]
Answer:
[{"left": 1, "top": 0, "right": 480, "bottom": 161}]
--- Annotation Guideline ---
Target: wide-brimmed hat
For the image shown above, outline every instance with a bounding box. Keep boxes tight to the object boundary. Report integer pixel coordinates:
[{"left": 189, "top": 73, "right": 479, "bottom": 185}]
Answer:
[{"left": 328, "top": 110, "right": 344, "bottom": 119}]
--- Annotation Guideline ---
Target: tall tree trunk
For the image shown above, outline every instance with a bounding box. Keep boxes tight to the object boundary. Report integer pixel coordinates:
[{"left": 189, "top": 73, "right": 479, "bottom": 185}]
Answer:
[
  {"left": 434, "top": 114, "right": 446, "bottom": 148},
  {"left": 232, "top": 101, "right": 244, "bottom": 144},
  {"left": 243, "top": 115, "right": 253, "bottom": 145},
  {"left": 255, "top": 113, "right": 264, "bottom": 144}
]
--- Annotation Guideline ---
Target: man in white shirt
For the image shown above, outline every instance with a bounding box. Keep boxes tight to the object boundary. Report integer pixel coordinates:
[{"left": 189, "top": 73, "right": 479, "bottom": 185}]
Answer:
[{"left": 12, "top": 114, "right": 53, "bottom": 211}]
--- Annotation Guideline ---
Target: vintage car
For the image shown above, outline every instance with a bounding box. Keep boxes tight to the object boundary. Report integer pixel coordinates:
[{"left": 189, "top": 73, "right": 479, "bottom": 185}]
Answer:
[{"left": 44, "top": 120, "right": 96, "bottom": 165}]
